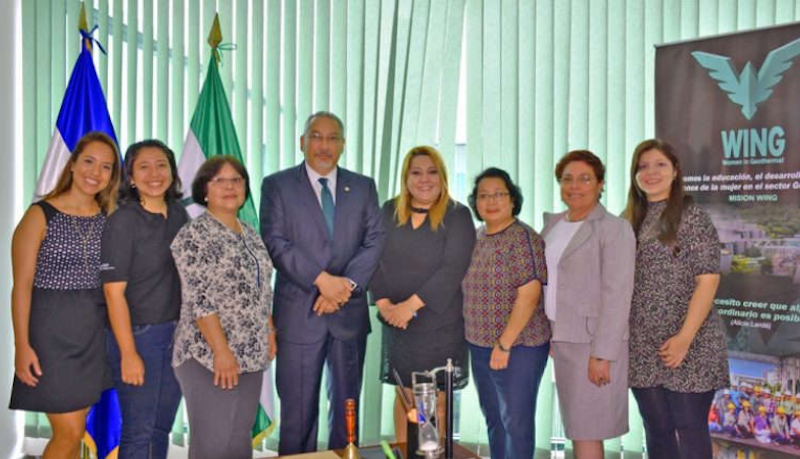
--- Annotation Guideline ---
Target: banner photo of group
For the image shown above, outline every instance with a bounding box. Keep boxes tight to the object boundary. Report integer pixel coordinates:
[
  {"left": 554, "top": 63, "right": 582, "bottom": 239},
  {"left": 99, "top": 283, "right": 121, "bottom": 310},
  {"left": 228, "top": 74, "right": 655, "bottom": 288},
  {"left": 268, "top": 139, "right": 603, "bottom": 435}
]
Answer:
[{"left": 657, "top": 22, "right": 800, "bottom": 458}]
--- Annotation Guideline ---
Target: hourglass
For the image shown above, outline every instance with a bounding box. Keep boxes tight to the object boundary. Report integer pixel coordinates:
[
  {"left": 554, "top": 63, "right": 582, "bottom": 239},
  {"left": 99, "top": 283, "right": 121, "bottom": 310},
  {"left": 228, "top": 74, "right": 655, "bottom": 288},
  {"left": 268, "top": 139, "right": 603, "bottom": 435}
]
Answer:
[{"left": 411, "top": 359, "right": 456, "bottom": 459}]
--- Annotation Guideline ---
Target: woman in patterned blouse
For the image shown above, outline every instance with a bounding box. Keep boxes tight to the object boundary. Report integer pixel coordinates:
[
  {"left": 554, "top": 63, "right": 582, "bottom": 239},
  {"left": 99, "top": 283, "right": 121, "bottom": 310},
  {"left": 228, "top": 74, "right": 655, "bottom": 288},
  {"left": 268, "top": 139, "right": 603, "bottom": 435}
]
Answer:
[
  {"left": 9, "top": 132, "right": 121, "bottom": 458},
  {"left": 624, "top": 139, "right": 728, "bottom": 459},
  {"left": 171, "top": 156, "right": 276, "bottom": 459},
  {"left": 462, "top": 167, "right": 550, "bottom": 459}
]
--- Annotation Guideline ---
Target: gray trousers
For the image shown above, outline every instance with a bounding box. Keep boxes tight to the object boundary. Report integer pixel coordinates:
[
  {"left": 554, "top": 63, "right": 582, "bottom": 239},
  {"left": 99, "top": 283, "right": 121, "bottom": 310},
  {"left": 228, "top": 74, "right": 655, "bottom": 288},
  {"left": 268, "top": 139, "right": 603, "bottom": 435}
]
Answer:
[{"left": 174, "top": 359, "right": 263, "bottom": 459}]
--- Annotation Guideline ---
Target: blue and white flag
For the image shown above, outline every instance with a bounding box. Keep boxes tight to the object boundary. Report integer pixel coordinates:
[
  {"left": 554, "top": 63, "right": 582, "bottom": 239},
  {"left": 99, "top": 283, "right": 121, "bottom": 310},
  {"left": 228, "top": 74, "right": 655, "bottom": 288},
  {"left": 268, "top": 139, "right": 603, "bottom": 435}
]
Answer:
[{"left": 33, "top": 27, "right": 117, "bottom": 200}]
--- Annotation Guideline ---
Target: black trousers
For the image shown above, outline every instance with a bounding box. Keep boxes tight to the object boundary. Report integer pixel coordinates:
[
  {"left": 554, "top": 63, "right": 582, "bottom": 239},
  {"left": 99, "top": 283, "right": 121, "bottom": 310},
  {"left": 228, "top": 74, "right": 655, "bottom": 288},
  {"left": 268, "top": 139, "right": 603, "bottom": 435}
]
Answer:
[{"left": 632, "top": 386, "right": 716, "bottom": 459}]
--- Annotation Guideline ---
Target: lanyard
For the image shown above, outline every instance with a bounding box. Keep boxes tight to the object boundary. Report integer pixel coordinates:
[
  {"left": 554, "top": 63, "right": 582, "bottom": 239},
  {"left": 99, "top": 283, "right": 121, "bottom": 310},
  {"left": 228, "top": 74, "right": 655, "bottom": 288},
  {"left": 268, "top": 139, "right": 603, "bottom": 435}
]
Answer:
[{"left": 240, "top": 234, "right": 262, "bottom": 290}]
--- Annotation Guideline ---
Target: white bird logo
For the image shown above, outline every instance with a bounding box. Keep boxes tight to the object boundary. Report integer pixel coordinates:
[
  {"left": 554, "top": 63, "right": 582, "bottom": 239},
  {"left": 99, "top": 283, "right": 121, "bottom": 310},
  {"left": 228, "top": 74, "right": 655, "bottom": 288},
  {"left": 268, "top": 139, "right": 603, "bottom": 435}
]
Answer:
[{"left": 692, "top": 37, "right": 800, "bottom": 120}]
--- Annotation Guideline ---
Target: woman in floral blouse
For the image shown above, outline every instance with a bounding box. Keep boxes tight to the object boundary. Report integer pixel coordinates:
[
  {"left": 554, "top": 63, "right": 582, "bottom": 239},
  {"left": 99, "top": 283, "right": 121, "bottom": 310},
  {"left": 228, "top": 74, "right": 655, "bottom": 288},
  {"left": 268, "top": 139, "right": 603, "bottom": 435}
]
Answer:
[
  {"left": 462, "top": 167, "right": 550, "bottom": 459},
  {"left": 171, "top": 156, "right": 276, "bottom": 459},
  {"left": 624, "top": 139, "right": 728, "bottom": 459}
]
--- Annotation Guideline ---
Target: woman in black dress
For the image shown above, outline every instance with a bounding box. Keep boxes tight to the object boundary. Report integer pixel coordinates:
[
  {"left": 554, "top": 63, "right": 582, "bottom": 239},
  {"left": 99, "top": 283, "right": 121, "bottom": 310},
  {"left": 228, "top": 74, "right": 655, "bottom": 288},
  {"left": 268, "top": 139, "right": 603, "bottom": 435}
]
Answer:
[
  {"left": 369, "top": 146, "right": 476, "bottom": 442},
  {"left": 10, "top": 132, "right": 121, "bottom": 457}
]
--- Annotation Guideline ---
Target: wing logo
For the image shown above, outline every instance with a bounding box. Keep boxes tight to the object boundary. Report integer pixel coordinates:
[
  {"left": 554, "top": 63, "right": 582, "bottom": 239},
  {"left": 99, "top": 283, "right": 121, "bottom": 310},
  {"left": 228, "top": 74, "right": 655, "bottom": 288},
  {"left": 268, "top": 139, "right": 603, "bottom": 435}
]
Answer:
[{"left": 692, "top": 37, "right": 800, "bottom": 120}]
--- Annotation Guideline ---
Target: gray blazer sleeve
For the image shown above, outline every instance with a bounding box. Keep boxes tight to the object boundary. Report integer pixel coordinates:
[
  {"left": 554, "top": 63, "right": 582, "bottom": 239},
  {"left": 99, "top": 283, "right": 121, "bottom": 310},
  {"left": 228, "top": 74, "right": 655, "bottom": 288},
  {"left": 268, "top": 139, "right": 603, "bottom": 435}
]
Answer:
[{"left": 591, "top": 217, "right": 636, "bottom": 361}]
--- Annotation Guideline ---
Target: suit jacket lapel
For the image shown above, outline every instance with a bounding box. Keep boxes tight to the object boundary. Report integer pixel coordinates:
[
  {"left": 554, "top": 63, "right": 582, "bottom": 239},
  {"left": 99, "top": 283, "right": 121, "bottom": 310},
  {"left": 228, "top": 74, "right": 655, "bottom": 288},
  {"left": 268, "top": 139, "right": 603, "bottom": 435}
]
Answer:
[
  {"left": 545, "top": 204, "right": 607, "bottom": 263},
  {"left": 296, "top": 164, "right": 331, "bottom": 239},
  {"left": 559, "top": 221, "right": 593, "bottom": 262},
  {"left": 541, "top": 212, "right": 561, "bottom": 238}
]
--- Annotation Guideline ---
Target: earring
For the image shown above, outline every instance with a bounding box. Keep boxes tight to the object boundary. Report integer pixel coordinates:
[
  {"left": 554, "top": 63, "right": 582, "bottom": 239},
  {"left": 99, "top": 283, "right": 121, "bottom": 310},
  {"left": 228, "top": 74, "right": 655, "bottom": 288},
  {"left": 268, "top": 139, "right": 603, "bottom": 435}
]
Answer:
[
  {"left": 204, "top": 196, "right": 208, "bottom": 202},
  {"left": 131, "top": 182, "right": 137, "bottom": 188}
]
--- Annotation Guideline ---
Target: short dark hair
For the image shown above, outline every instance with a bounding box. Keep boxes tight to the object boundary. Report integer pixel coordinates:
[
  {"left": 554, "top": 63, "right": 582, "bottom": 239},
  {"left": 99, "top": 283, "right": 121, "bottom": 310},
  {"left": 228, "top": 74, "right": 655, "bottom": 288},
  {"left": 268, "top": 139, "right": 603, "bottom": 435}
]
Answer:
[
  {"left": 468, "top": 167, "right": 524, "bottom": 221},
  {"left": 119, "top": 139, "right": 183, "bottom": 204},
  {"left": 302, "top": 111, "right": 345, "bottom": 138},
  {"left": 555, "top": 150, "right": 606, "bottom": 183},
  {"left": 191, "top": 155, "right": 250, "bottom": 208}
]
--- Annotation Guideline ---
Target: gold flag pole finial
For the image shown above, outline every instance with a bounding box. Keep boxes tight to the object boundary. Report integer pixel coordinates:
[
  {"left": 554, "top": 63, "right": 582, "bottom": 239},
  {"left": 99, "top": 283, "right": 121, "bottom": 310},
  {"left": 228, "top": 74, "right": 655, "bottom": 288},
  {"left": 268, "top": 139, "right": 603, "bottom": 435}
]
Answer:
[
  {"left": 208, "top": 13, "right": 223, "bottom": 62},
  {"left": 79, "top": 2, "right": 88, "bottom": 32},
  {"left": 79, "top": 2, "right": 91, "bottom": 51}
]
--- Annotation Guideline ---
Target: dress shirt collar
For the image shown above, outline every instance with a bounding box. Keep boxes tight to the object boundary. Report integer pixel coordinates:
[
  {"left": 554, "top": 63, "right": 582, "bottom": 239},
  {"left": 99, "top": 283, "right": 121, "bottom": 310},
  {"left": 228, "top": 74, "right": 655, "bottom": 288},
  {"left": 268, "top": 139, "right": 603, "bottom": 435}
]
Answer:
[{"left": 305, "top": 161, "right": 338, "bottom": 202}]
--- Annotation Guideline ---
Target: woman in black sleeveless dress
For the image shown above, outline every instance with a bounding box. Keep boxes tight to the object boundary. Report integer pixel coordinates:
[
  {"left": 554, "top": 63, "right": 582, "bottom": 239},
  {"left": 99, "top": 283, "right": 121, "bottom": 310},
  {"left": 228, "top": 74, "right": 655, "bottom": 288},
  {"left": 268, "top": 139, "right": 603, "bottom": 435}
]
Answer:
[{"left": 9, "top": 132, "right": 121, "bottom": 457}]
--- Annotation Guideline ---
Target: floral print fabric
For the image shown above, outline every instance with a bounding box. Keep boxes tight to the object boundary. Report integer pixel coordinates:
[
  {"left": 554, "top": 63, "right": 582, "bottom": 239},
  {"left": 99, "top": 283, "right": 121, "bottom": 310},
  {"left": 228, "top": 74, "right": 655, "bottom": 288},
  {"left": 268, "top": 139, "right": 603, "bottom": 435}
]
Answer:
[
  {"left": 171, "top": 212, "right": 274, "bottom": 373},
  {"left": 629, "top": 201, "right": 729, "bottom": 392}
]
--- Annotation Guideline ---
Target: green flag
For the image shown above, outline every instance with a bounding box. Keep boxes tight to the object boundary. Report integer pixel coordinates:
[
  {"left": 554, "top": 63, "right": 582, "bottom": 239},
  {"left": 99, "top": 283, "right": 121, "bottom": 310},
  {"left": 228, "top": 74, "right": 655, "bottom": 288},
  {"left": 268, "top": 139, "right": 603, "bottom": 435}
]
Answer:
[
  {"left": 177, "top": 16, "right": 257, "bottom": 228},
  {"left": 176, "top": 15, "right": 273, "bottom": 445}
]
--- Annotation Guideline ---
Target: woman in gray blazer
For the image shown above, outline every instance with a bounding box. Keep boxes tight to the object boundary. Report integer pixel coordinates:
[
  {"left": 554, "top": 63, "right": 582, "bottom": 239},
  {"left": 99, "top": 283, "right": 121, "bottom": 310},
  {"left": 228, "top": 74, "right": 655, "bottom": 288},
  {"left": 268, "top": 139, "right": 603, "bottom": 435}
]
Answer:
[{"left": 541, "top": 150, "right": 636, "bottom": 459}]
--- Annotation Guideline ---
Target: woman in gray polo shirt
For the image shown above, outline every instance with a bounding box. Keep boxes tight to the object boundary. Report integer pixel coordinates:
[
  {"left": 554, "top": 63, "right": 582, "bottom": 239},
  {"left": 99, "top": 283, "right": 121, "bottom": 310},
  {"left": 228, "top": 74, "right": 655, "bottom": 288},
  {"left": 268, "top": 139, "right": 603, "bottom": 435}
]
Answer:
[{"left": 101, "top": 139, "right": 188, "bottom": 459}]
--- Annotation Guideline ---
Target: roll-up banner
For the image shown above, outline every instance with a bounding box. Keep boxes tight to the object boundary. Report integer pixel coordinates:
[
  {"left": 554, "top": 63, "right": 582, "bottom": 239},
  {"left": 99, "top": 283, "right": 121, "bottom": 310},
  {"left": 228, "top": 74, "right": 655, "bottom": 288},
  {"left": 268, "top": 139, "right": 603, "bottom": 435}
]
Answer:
[{"left": 656, "top": 23, "right": 800, "bottom": 457}]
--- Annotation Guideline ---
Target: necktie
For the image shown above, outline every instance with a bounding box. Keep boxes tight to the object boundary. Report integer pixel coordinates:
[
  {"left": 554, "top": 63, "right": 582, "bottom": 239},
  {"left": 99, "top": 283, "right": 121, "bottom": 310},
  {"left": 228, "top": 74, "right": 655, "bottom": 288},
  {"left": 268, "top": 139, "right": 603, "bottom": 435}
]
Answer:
[{"left": 318, "top": 177, "right": 335, "bottom": 237}]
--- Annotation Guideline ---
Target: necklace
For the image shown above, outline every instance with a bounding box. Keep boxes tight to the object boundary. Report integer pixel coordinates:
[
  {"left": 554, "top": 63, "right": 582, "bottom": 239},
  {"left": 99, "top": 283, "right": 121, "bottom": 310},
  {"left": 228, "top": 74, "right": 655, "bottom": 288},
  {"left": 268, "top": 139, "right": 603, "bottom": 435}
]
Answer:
[
  {"left": 410, "top": 206, "right": 429, "bottom": 214},
  {"left": 565, "top": 211, "right": 587, "bottom": 222},
  {"left": 207, "top": 209, "right": 243, "bottom": 233},
  {"left": 140, "top": 198, "right": 168, "bottom": 217},
  {"left": 70, "top": 216, "right": 97, "bottom": 274}
]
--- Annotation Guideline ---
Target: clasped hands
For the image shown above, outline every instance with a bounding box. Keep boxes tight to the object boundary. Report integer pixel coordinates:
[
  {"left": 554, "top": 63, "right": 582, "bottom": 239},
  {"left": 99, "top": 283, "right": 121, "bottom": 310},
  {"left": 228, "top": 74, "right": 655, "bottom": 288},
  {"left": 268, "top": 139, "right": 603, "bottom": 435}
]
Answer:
[
  {"left": 376, "top": 298, "right": 418, "bottom": 329},
  {"left": 313, "top": 271, "right": 355, "bottom": 316}
]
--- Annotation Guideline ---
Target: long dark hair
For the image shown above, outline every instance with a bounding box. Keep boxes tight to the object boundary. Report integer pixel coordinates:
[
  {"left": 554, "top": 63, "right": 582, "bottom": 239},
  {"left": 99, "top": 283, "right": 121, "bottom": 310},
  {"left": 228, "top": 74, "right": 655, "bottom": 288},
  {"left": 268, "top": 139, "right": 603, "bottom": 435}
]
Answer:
[
  {"left": 118, "top": 139, "right": 183, "bottom": 204},
  {"left": 623, "top": 138, "right": 692, "bottom": 245}
]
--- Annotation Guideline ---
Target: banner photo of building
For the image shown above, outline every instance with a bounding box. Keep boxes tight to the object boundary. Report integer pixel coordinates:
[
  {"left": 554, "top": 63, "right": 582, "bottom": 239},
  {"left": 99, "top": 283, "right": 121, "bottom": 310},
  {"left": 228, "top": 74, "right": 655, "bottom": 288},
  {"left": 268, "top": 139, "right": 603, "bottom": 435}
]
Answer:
[{"left": 656, "top": 23, "right": 800, "bottom": 456}]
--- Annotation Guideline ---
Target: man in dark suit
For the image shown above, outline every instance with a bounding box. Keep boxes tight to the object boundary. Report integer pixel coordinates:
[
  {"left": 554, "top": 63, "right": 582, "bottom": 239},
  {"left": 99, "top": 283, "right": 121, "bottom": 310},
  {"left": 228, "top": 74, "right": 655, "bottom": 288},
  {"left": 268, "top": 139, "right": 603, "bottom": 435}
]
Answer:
[{"left": 260, "top": 111, "right": 385, "bottom": 454}]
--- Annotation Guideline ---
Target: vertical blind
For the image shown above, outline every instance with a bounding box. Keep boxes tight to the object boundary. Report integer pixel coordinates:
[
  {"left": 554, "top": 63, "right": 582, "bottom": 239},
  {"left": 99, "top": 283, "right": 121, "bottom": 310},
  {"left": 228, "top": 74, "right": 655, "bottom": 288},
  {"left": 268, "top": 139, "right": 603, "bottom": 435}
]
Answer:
[{"left": 19, "top": 0, "right": 800, "bottom": 453}]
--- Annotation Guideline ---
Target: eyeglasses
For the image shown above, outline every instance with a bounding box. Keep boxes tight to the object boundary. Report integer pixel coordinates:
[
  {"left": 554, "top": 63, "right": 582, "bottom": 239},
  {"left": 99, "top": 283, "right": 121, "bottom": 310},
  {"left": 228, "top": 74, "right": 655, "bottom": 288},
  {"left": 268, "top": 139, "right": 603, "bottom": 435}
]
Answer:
[
  {"left": 308, "top": 132, "right": 343, "bottom": 143},
  {"left": 559, "top": 175, "right": 595, "bottom": 186},
  {"left": 210, "top": 176, "right": 245, "bottom": 187},
  {"left": 476, "top": 192, "right": 510, "bottom": 201}
]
